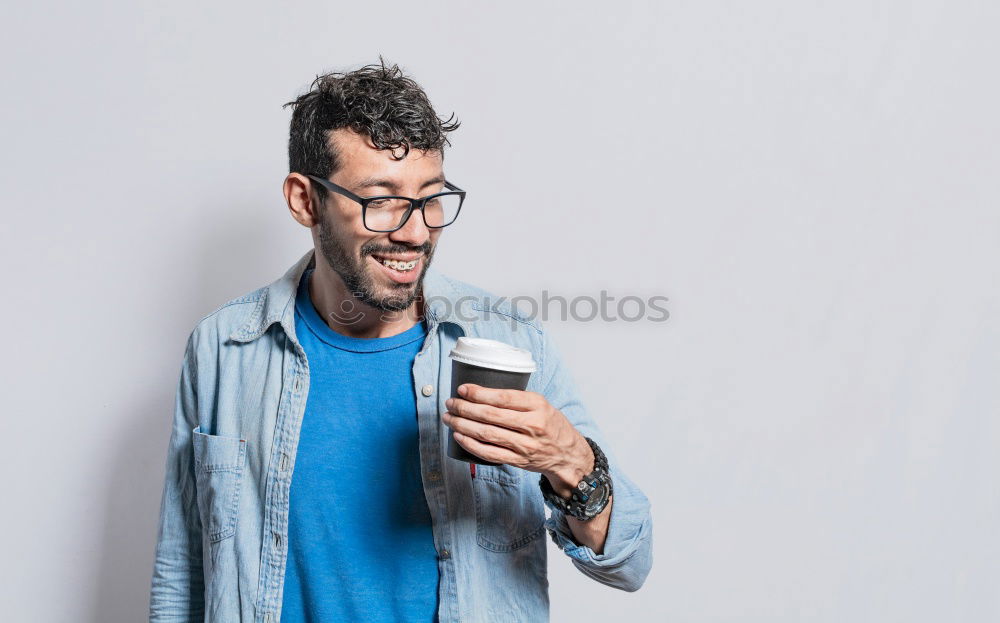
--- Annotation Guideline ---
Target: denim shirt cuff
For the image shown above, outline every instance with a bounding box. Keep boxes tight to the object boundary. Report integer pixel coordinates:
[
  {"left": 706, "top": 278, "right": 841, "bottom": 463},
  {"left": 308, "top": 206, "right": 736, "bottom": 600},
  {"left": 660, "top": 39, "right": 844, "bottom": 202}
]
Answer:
[{"left": 543, "top": 464, "right": 651, "bottom": 568}]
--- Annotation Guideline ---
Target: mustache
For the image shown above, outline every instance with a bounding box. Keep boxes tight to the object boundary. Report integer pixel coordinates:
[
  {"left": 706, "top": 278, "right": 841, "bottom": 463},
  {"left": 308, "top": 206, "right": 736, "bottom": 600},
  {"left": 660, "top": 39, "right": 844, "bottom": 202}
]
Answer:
[{"left": 361, "top": 241, "right": 433, "bottom": 257}]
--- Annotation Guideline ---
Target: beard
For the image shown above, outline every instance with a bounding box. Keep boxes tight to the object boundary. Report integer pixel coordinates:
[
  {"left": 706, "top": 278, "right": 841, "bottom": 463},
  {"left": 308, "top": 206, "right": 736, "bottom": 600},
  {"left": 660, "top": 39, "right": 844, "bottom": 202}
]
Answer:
[{"left": 315, "top": 208, "right": 435, "bottom": 313}]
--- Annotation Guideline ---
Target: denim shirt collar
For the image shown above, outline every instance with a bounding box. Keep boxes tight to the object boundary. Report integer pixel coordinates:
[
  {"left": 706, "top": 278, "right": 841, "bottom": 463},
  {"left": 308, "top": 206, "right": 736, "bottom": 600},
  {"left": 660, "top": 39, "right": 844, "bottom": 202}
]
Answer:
[{"left": 228, "top": 248, "right": 474, "bottom": 344}]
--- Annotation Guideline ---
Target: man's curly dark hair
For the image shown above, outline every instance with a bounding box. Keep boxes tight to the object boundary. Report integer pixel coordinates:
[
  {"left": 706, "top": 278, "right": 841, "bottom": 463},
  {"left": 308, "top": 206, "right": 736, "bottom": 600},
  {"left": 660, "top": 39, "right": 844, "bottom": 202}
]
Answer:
[{"left": 283, "top": 56, "right": 460, "bottom": 202}]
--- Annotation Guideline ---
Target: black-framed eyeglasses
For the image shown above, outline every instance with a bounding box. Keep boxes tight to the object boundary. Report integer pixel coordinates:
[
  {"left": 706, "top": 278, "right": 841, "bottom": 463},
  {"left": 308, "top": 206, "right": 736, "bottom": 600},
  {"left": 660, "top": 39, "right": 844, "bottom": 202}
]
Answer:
[{"left": 306, "top": 174, "right": 466, "bottom": 233}]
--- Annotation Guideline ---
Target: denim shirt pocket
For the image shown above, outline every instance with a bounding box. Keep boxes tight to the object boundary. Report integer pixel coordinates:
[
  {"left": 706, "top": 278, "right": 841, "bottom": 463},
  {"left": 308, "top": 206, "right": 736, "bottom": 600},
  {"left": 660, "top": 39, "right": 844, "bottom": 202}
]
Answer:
[
  {"left": 472, "top": 464, "right": 545, "bottom": 552},
  {"left": 191, "top": 426, "right": 247, "bottom": 543}
]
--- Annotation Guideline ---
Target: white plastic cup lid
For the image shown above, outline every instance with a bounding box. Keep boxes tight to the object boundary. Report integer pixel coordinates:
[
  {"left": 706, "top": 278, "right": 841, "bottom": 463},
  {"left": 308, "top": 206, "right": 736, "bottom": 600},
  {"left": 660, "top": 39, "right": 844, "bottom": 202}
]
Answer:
[{"left": 448, "top": 337, "right": 537, "bottom": 374}]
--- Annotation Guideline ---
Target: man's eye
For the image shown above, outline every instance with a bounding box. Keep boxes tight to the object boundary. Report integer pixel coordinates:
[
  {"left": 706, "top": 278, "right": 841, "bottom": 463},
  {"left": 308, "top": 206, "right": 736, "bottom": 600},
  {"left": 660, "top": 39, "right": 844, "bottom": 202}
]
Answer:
[{"left": 367, "top": 199, "right": 390, "bottom": 208}]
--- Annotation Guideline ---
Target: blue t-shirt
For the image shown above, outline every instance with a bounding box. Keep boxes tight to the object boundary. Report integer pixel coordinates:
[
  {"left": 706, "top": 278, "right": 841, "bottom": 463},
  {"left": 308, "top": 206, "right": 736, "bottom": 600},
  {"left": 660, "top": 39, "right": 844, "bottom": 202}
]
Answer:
[{"left": 280, "top": 267, "right": 439, "bottom": 623}]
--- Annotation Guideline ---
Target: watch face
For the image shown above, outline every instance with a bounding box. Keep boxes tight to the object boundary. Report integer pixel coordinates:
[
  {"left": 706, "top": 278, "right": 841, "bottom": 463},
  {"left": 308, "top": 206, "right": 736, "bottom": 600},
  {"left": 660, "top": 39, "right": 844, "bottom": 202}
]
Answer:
[{"left": 584, "top": 482, "right": 610, "bottom": 513}]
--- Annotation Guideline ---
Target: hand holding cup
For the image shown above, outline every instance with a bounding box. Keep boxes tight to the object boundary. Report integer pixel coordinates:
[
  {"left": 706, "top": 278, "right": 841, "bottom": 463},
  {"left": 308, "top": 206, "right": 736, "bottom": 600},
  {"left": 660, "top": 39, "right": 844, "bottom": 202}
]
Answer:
[{"left": 443, "top": 338, "right": 593, "bottom": 492}]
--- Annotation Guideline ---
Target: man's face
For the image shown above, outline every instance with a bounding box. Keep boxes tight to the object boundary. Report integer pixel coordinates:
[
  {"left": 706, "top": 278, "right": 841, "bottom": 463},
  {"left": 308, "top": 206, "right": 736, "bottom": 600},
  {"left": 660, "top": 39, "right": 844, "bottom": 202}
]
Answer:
[{"left": 312, "top": 128, "right": 445, "bottom": 313}]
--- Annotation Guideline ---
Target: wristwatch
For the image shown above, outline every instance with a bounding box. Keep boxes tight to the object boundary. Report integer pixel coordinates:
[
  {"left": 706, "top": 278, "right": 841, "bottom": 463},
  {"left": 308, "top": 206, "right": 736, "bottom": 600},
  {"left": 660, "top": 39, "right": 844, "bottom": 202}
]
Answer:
[{"left": 539, "top": 436, "right": 613, "bottom": 521}]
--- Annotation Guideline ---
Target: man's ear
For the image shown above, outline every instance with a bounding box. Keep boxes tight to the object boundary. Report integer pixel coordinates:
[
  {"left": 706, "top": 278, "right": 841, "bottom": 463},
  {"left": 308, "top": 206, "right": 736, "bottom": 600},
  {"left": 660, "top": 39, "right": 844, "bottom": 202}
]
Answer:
[{"left": 284, "top": 173, "right": 320, "bottom": 228}]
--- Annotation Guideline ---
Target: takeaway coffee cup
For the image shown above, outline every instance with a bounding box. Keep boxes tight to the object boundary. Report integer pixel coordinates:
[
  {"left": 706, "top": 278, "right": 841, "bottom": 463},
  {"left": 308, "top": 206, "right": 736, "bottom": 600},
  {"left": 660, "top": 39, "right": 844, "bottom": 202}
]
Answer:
[{"left": 447, "top": 337, "right": 537, "bottom": 465}]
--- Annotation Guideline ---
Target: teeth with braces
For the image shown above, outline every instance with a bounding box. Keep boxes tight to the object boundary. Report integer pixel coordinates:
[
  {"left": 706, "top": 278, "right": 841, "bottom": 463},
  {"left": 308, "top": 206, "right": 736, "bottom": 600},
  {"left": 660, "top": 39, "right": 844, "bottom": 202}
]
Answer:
[{"left": 379, "top": 257, "right": 418, "bottom": 271}]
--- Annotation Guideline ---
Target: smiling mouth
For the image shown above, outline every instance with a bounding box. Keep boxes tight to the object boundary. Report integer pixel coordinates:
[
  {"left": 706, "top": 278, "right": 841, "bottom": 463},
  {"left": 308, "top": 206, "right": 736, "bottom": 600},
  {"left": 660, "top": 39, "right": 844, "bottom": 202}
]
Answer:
[
  {"left": 367, "top": 253, "right": 425, "bottom": 285},
  {"left": 370, "top": 254, "right": 420, "bottom": 272}
]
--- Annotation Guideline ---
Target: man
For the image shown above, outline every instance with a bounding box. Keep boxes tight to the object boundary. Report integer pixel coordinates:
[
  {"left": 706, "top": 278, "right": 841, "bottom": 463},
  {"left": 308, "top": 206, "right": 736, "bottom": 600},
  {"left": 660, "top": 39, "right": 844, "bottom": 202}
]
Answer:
[{"left": 149, "top": 59, "right": 653, "bottom": 623}]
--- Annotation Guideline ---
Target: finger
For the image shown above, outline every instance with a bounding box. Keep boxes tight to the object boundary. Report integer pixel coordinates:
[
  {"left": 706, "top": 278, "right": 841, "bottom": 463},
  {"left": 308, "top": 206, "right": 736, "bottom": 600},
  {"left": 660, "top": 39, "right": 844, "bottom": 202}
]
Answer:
[
  {"left": 459, "top": 385, "right": 541, "bottom": 412},
  {"left": 445, "top": 397, "right": 530, "bottom": 431},
  {"left": 443, "top": 412, "right": 524, "bottom": 452},
  {"left": 452, "top": 430, "right": 522, "bottom": 465}
]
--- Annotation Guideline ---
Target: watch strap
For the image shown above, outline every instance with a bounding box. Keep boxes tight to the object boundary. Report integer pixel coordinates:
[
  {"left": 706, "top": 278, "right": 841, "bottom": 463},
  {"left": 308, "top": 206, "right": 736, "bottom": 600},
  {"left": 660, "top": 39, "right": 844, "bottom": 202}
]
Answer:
[{"left": 539, "top": 436, "right": 613, "bottom": 521}]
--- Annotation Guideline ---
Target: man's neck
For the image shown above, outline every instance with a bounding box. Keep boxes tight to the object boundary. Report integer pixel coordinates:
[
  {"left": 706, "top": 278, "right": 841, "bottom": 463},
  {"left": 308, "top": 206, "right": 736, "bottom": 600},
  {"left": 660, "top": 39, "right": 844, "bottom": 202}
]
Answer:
[{"left": 308, "top": 263, "right": 423, "bottom": 339}]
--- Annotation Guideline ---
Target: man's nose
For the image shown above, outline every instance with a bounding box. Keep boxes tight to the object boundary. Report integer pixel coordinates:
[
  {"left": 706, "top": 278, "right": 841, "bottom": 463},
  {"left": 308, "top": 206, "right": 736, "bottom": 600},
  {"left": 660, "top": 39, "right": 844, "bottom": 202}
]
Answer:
[{"left": 389, "top": 207, "right": 430, "bottom": 246}]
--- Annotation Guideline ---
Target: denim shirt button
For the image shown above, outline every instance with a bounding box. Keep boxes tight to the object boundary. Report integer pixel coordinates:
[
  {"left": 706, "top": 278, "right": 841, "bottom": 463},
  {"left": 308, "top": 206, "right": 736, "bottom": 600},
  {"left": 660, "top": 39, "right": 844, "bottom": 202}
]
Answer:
[
  {"left": 427, "top": 470, "right": 441, "bottom": 482},
  {"left": 420, "top": 384, "right": 434, "bottom": 397},
  {"left": 439, "top": 548, "right": 451, "bottom": 559}
]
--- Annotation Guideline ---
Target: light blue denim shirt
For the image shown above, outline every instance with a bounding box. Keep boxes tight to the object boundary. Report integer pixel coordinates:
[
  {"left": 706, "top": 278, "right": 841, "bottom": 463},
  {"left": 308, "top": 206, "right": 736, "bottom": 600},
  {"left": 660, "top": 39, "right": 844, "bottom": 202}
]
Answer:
[{"left": 149, "top": 248, "right": 653, "bottom": 623}]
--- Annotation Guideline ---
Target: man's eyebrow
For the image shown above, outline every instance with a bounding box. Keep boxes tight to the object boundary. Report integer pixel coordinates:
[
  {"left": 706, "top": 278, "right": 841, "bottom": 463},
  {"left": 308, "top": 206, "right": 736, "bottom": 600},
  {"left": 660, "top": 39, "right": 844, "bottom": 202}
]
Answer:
[{"left": 354, "top": 175, "right": 446, "bottom": 192}]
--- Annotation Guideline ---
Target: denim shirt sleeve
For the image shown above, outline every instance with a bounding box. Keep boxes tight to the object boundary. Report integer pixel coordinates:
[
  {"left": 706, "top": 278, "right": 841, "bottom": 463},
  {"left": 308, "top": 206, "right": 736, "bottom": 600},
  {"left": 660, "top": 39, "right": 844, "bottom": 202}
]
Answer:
[
  {"left": 537, "top": 327, "right": 654, "bottom": 592},
  {"left": 149, "top": 331, "right": 206, "bottom": 621}
]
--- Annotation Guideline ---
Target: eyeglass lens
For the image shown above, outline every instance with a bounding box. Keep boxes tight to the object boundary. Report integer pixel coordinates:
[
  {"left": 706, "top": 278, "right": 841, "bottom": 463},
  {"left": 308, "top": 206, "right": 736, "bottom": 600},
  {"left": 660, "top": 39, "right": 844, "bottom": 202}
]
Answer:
[{"left": 365, "top": 194, "right": 461, "bottom": 231}]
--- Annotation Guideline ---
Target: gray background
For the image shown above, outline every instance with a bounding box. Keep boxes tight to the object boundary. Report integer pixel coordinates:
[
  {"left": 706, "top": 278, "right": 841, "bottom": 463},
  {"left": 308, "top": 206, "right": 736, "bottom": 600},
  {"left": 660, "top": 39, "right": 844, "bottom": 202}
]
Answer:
[{"left": 2, "top": 1, "right": 998, "bottom": 621}]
